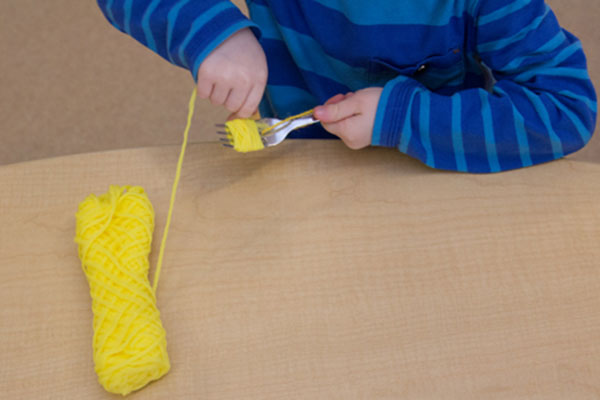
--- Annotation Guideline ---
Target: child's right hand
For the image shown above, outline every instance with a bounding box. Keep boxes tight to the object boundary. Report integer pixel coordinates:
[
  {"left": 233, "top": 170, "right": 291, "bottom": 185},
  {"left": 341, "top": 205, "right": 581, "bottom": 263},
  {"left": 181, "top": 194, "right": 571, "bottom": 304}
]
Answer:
[{"left": 196, "top": 28, "right": 268, "bottom": 118}]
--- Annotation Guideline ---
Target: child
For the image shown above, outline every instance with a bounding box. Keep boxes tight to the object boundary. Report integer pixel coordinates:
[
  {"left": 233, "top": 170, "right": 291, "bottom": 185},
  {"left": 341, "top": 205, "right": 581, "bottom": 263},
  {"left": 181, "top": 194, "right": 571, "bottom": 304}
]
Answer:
[{"left": 97, "top": 0, "right": 597, "bottom": 173}]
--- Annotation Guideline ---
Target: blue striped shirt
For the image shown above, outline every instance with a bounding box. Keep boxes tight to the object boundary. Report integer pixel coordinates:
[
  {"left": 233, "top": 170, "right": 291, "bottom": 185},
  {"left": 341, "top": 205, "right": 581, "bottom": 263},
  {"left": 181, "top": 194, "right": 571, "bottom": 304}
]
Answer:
[{"left": 97, "top": 0, "right": 597, "bottom": 173}]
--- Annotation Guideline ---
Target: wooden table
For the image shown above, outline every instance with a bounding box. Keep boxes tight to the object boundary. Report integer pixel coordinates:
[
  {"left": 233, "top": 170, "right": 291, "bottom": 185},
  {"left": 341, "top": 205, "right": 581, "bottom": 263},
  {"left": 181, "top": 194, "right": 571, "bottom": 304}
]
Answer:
[{"left": 1, "top": 141, "right": 599, "bottom": 399}]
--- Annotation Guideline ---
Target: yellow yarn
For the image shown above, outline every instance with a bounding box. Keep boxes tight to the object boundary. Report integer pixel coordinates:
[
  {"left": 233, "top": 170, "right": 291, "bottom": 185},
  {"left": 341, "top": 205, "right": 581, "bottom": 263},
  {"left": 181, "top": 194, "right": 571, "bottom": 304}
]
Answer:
[
  {"left": 153, "top": 87, "right": 196, "bottom": 292},
  {"left": 74, "top": 89, "right": 197, "bottom": 395},
  {"left": 74, "top": 88, "right": 311, "bottom": 394},
  {"left": 260, "top": 109, "right": 314, "bottom": 135},
  {"left": 75, "top": 186, "right": 169, "bottom": 395},
  {"left": 224, "top": 109, "right": 314, "bottom": 152},
  {"left": 225, "top": 119, "right": 266, "bottom": 153}
]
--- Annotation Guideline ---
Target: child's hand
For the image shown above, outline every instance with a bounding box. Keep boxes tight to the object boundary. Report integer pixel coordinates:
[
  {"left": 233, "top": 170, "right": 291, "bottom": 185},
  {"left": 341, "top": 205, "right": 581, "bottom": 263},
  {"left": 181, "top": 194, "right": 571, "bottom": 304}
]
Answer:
[
  {"left": 196, "top": 28, "right": 267, "bottom": 118},
  {"left": 313, "top": 87, "right": 382, "bottom": 149}
]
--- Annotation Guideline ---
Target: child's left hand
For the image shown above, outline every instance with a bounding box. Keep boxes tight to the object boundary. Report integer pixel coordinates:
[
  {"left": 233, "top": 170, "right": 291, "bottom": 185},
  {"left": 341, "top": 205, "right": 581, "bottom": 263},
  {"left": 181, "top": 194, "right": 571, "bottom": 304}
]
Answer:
[{"left": 313, "top": 87, "right": 382, "bottom": 149}]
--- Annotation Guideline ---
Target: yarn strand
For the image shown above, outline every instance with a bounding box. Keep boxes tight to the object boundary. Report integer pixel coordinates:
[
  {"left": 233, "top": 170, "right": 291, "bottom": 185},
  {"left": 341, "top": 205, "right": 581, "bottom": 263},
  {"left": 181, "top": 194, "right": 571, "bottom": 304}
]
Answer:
[
  {"left": 152, "top": 88, "right": 196, "bottom": 293},
  {"left": 75, "top": 89, "right": 197, "bottom": 395},
  {"left": 260, "top": 109, "right": 314, "bottom": 135}
]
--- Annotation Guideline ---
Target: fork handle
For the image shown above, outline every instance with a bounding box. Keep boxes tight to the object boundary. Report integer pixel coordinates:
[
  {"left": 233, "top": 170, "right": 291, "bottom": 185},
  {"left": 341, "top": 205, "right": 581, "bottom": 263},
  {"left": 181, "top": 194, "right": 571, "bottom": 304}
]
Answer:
[{"left": 284, "top": 114, "right": 320, "bottom": 132}]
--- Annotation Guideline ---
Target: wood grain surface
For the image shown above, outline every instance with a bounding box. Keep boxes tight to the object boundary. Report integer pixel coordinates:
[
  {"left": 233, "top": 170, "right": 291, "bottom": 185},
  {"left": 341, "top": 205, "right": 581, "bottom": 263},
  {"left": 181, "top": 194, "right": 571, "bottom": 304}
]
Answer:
[{"left": 1, "top": 141, "right": 599, "bottom": 399}]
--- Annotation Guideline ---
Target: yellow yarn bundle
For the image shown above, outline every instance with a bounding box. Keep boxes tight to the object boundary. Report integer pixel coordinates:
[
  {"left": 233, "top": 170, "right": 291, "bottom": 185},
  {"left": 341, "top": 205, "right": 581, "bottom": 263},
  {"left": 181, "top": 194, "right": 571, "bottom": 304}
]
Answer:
[
  {"left": 224, "top": 109, "right": 314, "bottom": 153},
  {"left": 225, "top": 119, "right": 266, "bottom": 152},
  {"left": 75, "top": 185, "right": 169, "bottom": 395},
  {"left": 74, "top": 89, "right": 197, "bottom": 395},
  {"left": 73, "top": 87, "right": 311, "bottom": 395}
]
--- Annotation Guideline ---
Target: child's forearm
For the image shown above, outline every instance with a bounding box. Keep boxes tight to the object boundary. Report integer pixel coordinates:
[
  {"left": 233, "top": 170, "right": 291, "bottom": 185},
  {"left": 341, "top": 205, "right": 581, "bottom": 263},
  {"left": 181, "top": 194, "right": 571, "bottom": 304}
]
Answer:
[
  {"left": 96, "top": 0, "right": 259, "bottom": 79},
  {"left": 373, "top": 0, "right": 596, "bottom": 173}
]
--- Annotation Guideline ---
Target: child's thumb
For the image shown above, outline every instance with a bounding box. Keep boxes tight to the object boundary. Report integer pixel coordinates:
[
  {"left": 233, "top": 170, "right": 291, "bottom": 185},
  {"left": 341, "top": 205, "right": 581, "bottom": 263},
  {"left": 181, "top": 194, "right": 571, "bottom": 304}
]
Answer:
[{"left": 314, "top": 96, "right": 359, "bottom": 124}]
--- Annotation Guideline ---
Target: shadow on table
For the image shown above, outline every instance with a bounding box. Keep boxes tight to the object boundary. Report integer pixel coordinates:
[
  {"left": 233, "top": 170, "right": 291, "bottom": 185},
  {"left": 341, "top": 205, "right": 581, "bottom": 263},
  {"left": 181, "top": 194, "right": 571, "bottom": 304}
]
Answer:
[{"left": 166, "top": 140, "right": 437, "bottom": 197}]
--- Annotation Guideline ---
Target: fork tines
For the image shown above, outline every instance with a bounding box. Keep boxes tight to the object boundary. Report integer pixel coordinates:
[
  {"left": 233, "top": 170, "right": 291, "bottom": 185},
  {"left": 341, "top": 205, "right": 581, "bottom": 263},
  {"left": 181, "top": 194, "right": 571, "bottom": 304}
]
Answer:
[{"left": 215, "top": 123, "right": 231, "bottom": 147}]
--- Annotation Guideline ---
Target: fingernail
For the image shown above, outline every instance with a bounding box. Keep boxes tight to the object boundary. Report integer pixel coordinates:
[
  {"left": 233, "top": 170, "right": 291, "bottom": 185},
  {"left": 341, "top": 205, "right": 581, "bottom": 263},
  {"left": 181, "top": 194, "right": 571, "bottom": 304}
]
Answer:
[{"left": 313, "top": 106, "right": 325, "bottom": 119}]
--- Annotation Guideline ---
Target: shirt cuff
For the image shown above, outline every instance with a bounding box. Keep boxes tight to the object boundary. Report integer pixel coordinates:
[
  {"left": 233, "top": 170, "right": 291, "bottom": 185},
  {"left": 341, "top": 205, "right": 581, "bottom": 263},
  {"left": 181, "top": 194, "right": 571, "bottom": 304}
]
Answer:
[{"left": 371, "top": 75, "right": 422, "bottom": 148}]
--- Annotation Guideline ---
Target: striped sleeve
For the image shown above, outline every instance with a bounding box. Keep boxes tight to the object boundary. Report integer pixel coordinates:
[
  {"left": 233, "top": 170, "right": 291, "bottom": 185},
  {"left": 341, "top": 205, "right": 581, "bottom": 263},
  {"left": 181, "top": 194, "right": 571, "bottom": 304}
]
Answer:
[
  {"left": 371, "top": 0, "right": 597, "bottom": 173},
  {"left": 96, "top": 0, "right": 260, "bottom": 80}
]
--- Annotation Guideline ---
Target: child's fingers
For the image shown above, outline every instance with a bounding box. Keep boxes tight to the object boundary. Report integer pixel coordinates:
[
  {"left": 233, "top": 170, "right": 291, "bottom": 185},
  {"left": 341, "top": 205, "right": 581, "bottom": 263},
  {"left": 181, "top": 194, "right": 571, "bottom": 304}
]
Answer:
[
  {"left": 323, "top": 92, "right": 355, "bottom": 106},
  {"left": 324, "top": 93, "right": 346, "bottom": 105},
  {"left": 210, "top": 84, "right": 231, "bottom": 106},
  {"left": 313, "top": 95, "right": 361, "bottom": 123},
  {"left": 196, "top": 81, "right": 214, "bottom": 99},
  {"left": 321, "top": 118, "right": 348, "bottom": 138},
  {"left": 224, "top": 87, "right": 248, "bottom": 115},
  {"left": 238, "top": 84, "right": 264, "bottom": 119},
  {"left": 321, "top": 116, "right": 367, "bottom": 150},
  {"left": 227, "top": 110, "right": 261, "bottom": 121},
  {"left": 321, "top": 119, "right": 360, "bottom": 149}
]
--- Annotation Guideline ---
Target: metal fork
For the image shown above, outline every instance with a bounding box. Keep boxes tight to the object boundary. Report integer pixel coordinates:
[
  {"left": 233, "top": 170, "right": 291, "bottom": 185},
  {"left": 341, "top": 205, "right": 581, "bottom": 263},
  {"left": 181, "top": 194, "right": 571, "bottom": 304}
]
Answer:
[{"left": 216, "top": 113, "right": 319, "bottom": 148}]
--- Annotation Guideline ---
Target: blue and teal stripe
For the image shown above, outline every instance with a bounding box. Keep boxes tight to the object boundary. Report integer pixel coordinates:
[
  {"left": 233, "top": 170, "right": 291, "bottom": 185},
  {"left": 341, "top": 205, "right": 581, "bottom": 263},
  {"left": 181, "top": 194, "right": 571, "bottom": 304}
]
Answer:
[{"left": 96, "top": 0, "right": 597, "bottom": 173}]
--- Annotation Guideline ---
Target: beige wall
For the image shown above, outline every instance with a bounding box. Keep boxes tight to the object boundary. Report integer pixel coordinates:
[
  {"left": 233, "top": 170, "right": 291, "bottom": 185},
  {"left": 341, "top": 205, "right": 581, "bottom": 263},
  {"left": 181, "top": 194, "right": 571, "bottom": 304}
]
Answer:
[{"left": 0, "top": 0, "right": 598, "bottom": 165}]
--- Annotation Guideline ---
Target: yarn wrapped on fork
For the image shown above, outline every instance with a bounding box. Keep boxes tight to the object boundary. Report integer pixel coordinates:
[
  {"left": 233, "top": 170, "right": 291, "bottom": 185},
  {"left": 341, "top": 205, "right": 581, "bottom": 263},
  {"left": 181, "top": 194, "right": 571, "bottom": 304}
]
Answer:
[
  {"left": 223, "top": 109, "right": 315, "bottom": 152},
  {"left": 75, "top": 185, "right": 170, "bottom": 395},
  {"left": 225, "top": 118, "right": 266, "bottom": 152}
]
